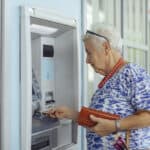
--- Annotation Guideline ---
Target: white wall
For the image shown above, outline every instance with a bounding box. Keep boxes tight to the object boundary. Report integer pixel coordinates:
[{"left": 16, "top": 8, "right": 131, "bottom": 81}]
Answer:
[{"left": 2, "top": 0, "right": 82, "bottom": 150}]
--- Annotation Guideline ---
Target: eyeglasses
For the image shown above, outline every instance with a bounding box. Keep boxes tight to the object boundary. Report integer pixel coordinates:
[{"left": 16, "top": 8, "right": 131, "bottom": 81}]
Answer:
[{"left": 86, "top": 30, "right": 109, "bottom": 43}]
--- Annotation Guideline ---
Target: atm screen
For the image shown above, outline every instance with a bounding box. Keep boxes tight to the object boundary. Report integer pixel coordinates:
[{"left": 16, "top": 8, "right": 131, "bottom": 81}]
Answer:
[{"left": 43, "top": 45, "right": 54, "bottom": 57}]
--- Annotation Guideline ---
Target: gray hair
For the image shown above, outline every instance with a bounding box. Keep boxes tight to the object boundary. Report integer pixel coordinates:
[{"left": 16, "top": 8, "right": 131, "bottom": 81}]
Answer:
[{"left": 83, "top": 23, "right": 122, "bottom": 53}]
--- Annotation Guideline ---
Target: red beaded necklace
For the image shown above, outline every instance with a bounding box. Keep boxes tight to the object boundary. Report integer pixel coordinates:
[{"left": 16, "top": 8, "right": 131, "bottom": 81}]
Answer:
[{"left": 98, "top": 58, "right": 126, "bottom": 88}]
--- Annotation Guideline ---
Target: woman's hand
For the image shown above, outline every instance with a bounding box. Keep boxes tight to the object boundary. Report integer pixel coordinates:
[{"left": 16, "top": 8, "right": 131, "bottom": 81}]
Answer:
[
  {"left": 89, "top": 115, "right": 116, "bottom": 137},
  {"left": 47, "top": 106, "right": 79, "bottom": 121}
]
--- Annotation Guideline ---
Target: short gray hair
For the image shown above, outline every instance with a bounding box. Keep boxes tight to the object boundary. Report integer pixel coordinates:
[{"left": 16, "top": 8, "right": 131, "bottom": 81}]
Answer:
[{"left": 83, "top": 23, "right": 122, "bottom": 53}]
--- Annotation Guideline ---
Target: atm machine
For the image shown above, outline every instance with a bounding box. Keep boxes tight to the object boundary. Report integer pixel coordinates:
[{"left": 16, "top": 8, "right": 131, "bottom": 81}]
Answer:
[{"left": 21, "top": 7, "right": 80, "bottom": 150}]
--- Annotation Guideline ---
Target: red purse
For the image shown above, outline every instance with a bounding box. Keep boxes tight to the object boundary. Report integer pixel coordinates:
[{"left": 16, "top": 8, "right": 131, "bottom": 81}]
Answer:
[{"left": 77, "top": 106, "right": 120, "bottom": 127}]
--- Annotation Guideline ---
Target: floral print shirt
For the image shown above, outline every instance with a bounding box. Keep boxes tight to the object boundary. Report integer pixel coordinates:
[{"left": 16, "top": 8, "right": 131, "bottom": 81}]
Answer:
[{"left": 86, "top": 63, "right": 150, "bottom": 150}]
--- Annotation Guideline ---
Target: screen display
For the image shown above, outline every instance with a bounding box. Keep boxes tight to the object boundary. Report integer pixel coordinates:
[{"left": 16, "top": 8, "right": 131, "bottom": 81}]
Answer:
[{"left": 43, "top": 45, "right": 54, "bottom": 57}]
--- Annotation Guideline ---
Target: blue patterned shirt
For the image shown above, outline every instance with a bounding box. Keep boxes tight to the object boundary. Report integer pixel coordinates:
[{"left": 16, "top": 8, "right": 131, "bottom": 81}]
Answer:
[{"left": 86, "top": 63, "right": 150, "bottom": 150}]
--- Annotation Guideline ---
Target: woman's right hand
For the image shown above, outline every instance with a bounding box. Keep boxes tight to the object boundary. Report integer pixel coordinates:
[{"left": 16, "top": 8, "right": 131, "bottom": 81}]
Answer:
[{"left": 46, "top": 106, "right": 79, "bottom": 121}]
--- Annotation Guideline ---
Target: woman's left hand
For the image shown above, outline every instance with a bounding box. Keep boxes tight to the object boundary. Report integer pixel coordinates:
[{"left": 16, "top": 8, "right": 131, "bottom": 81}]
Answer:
[{"left": 89, "top": 115, "right": 116, "bottom": 137}]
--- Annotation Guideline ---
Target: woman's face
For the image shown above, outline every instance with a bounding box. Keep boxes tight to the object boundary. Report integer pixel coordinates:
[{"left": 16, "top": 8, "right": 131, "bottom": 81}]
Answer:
[{"left": 84, "top": 39, "right": 107, "bottom": 75}]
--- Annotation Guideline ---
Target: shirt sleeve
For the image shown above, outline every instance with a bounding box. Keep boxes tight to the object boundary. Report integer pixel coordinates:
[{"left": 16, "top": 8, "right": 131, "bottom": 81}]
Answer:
[{"left": 130, "top": 69, "right": 150, "bottom": 111}]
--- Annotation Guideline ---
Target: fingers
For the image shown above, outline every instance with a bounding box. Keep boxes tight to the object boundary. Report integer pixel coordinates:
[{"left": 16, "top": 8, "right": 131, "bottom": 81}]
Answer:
[
  {"left": 89, "top": 117, "right": 114, "bottom": 137},
  {"left": 48, "top": 108, "right": 57, "bottom": 118},
  {"left": 44, "top": 107, "right": 66, "bottom": 119},
  {"left": 55, "top": 111, "right": 65, "bottom": 119},
  {"left": 90, "top": 115, "right": 101, "bottom": 123},
  {"left": 89, "top": 115, "right": 104, "bottom": 132},
  {"left": 89, "top": 115, "right": 100, "bottom": 132},
  {"left": 42, "top": 106, "right": 71, "bottom": 119},
  {"left": 42, "top": 108, "right": 57, "bottom": 118}
]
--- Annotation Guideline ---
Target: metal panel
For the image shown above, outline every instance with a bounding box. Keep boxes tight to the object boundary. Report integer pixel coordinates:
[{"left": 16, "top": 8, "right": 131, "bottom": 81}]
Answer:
[
  {"left": 20, "top": 7, "right": 32, "bottom": 150},
  {"left": 30, "top": 8, "right": 77, "bottom": 28},
  {"left": 0, "top": 0, "right": 2, "bottom": 147}
]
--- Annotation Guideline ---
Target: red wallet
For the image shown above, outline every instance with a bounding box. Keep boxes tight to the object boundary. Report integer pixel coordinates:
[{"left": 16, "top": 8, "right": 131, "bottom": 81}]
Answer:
[{"left": 77, "top": 106, "right": 120, "bottom": 128}]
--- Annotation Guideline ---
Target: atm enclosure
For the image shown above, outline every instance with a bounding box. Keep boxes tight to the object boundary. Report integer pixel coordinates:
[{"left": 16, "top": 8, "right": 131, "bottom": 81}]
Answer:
[{"left": 21, "top": 7, "right": 81, "bottom": 150}]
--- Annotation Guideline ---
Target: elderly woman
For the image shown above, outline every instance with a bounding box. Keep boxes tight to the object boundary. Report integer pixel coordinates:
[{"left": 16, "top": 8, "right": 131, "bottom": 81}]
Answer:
[{"left": 47, "top": 24, "right": 150, "bottom": 149}]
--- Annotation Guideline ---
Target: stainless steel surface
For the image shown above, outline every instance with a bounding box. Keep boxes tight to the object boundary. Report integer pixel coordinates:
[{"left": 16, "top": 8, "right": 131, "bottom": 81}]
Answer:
[
  {"left": 32, "top": 101, "right": 40, "bottom": 116},
  {"left": 32, "top": 113, "right": 60, "bottom": 134},
  {"left": 32, "top": 114, "right": 59, "bottom": 150}
]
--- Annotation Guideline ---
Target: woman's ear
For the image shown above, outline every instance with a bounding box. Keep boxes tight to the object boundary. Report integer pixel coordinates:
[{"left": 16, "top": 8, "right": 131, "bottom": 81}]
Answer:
[{"left": 103, "top": 41, "right": 111, "bottom": 55}]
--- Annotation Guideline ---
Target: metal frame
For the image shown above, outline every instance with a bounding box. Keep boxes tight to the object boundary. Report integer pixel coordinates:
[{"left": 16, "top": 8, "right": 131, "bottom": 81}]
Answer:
[
  {"left": 81, "top": 0, "right": 90, "bottom": 149},
  {"left": 20, "top": 6, "right": 81, "bottom": 150},
  {"left": 0, "top": 0, "right": 11, "bottom": 149},
  {"left": 0, "top": 0, "right": 2, "bottom": 147},
  {"left": 147, "top": 0, "right": 150, "bottom": 73},
  {"left": 20, "top": 7, "right": 32, "bottom": 150}
]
